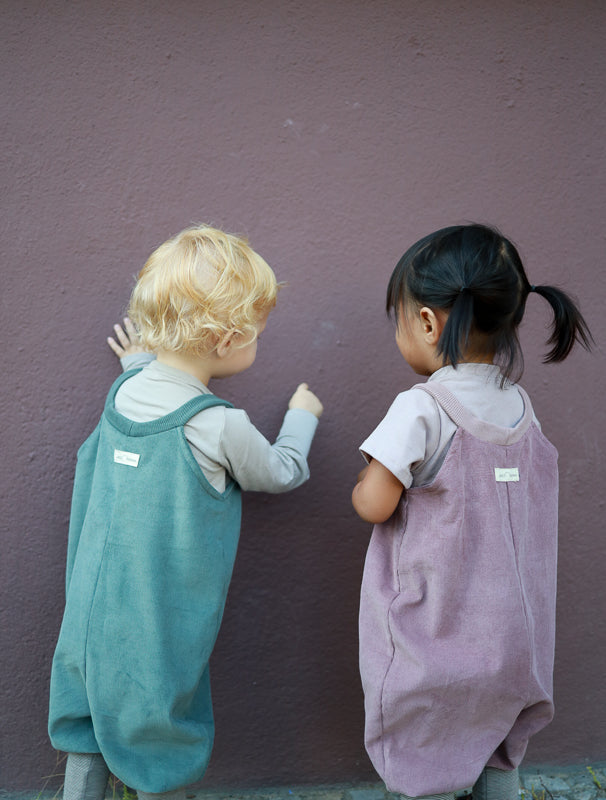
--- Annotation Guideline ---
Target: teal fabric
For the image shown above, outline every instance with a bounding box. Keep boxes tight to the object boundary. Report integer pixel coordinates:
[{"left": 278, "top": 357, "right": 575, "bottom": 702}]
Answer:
[{"left": 49, "top": 370, "right": 242, "bottom": 793}]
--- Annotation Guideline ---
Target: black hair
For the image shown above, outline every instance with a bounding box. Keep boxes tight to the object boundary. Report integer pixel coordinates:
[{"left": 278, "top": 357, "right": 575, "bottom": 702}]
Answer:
[{"left": 386, "top": 224, "right": 592, "bottom": 380}]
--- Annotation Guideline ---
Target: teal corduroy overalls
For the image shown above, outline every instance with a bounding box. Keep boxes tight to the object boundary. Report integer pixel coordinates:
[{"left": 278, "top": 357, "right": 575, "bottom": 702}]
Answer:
[{"left": 49, "top": 370, "right": 242, "bottom": 792}]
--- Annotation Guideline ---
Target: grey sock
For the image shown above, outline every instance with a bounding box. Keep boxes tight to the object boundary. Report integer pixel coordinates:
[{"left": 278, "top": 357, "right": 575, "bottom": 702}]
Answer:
[
  {"left": 63, "top": 753, "right": 110, "bottom": 800},
  {"left": 472, "top": 767, "right": 520, "bottom": 800}
]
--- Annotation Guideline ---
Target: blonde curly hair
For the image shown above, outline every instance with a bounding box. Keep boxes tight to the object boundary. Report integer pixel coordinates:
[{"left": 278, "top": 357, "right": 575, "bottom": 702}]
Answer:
[{"left": 128, "top": 225, "right": 279, "bottom": 355}]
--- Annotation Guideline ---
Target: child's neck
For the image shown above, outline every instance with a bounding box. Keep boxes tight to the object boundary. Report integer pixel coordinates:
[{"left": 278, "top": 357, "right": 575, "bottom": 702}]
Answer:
[
  {"left": 429, "top": 353, "right": 495, "bottom": 376},
  {"left": 458, "top": 354, "right": 495, "bottom": 365},
  {"left": 156, "top": 349, "right": 215, "bottom": 386}
]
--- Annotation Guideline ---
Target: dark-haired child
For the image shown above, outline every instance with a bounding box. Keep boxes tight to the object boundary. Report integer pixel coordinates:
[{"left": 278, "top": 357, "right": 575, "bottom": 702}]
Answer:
[{"left": 352, "top": 224, "right": 592, "bottom": 800}]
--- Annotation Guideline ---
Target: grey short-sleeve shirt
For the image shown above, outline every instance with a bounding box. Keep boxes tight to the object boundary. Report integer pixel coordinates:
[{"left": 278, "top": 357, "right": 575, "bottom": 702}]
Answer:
[{"left": 360, "top": 364, "right": 535, "bottom": 488}]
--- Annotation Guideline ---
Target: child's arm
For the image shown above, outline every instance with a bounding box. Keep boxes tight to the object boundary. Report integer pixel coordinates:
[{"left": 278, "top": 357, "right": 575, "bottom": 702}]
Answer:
[
  {"left": 215, "top": 383, "right": 322, "bottom": 494},
  {"left": 352, "top": 458, "right": 404, "bottom": 524},
  {"left": 353, "top": 389, "right": 442, "bottom": 524}
]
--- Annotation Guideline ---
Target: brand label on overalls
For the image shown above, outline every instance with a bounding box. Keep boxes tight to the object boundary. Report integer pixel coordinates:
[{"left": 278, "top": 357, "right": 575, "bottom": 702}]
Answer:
[
  {"left": 494, "top": 467, "right": 519, "bottom": 482},
  {"left": 114, "top": 449, "right": 141, "bottom": 467}
]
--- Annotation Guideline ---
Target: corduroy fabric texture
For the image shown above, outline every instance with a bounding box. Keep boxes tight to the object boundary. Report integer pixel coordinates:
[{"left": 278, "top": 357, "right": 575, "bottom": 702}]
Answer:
[
  {"left": 359, "top": 382, "right": 558, "bottom": 797},
  {"left": 49, "top": 370, "right": 242, "bottom": 793}
]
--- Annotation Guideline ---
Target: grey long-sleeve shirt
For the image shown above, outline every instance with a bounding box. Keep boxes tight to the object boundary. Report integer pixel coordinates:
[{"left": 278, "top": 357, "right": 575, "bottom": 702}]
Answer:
[{"left": 116, "top": 354, "right": 318, "bottom": 493}]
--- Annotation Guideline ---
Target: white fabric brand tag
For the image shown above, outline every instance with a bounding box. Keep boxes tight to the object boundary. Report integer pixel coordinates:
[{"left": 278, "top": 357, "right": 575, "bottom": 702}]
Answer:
[
  {"left": 495, "top": 467, "right": 519, "bottom": 482},
  {"left": 114, "top": 449, "right": 141, "bottom": 467}
]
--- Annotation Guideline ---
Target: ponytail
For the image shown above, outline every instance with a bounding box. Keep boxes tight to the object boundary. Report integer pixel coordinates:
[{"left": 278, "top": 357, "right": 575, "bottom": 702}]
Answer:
[
  {"left": 530, "top": 284, "right": 593, "bottom": 363},
  {"left": 437, "top": 288, "right": 475, "bottom": 367}
]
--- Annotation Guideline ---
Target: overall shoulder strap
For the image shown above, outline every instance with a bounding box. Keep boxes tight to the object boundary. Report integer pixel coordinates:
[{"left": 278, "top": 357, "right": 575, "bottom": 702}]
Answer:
[
  {"left": 170, "top": 394, "right": 234, "bottom": 426},
  {"left": 104, "top": 368, "right": 142, "bottom": 413},
  {"left": 416, "top": 381, "right": 534, "bottom": 445}
]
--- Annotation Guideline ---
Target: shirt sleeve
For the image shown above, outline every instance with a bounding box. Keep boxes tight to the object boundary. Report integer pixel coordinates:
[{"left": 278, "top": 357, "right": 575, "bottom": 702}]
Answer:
[
  {"left": 120, "top": 352, "right": 156, "bottom": 371},
  {"left": 219, "top": 407, "right": 319, "bottom": 493},
  {"left": 359, "top": 389, "right": 442, "bottom": 489}
]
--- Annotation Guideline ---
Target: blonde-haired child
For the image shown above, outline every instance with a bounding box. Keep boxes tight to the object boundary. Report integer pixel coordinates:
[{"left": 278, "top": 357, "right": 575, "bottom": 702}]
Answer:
[{"left": 49, "top": 225, "right": 323, "bottom": 800}]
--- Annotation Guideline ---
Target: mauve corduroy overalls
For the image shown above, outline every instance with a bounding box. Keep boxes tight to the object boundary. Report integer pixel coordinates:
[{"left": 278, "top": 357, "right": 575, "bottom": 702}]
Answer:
[{"left": 359, "top": 382, "right": 558, "bottom": 798}]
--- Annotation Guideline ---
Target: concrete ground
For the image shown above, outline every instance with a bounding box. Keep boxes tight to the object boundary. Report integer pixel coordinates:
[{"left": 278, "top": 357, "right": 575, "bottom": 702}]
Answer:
[
  {"left": 5, "top": 765, "right": 606, "bottom": 800},
  {"left": 184, "top": 767, "right": 605, "bottom": 800}
]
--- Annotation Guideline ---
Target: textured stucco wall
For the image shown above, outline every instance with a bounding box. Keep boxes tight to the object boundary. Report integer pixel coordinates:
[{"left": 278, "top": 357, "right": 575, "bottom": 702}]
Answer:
[{"left": 2, "top": 0, "right": 605, "bottom": 791}]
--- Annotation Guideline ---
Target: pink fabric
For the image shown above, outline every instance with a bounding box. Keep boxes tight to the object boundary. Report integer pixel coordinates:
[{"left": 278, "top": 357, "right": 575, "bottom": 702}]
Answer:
[{"left": 359, "top": 382, "right": 558, "bottom": 797}]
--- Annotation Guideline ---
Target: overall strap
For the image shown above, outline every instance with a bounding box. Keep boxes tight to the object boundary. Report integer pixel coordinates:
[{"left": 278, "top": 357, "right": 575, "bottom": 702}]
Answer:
[
  {"left": 105, "top": 368, "right": 143, "bottom": 408},
  {"left": 103, "top": 370, "right": 234, "bottom": 437},
  {"left": 417, "top": 381, "right": 534, "bottom": 446}
]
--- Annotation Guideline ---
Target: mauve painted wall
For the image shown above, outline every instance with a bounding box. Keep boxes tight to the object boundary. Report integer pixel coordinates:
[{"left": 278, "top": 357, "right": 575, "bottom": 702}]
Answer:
[{"left": 2, "top": 0, "right": 605, "bottom": 791}]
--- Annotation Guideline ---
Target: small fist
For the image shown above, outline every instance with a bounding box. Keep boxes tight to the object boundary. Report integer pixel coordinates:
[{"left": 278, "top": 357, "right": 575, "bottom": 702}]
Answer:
[
  {"left": 288, "top": 383, "right": 324, "bottom": 419},
  {"left": 107, "top": 318, "right": 145, "bottom": 358}
]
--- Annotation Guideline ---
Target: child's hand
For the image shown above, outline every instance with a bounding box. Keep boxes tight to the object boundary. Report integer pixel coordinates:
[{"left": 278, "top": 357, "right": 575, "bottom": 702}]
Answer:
[
  {"left": 288, "top": 383, "right": 324, "bottom": 418},
  {"left": 107, "top": 318, "right": 144, "bottom": 358}
]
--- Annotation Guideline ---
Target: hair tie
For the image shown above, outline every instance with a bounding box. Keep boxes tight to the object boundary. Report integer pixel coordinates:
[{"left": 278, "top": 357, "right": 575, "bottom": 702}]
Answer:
[
  {"left": 459, "top": 285, "right": 470, "bottom": 295},
  {"left": 529, "top": 284, "right": 536, "bottom": 292}
]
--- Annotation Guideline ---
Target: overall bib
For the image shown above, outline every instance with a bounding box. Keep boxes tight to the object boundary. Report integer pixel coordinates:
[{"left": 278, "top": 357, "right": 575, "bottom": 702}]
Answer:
[
  {"left": 359, "top": 382, "right": 558, "bottom": 797},
  {"left": 49, "top": 370, "right": 242, "bottom": 792}
]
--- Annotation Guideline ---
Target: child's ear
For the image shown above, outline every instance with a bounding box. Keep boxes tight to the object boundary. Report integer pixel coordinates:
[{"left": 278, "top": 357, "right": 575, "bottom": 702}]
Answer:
[
  {"left": 216, "top": 331, "right": 236, "bottom": 359},
  {"left": 419, "top": 307, "right": 445, "bottom": 345}
]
